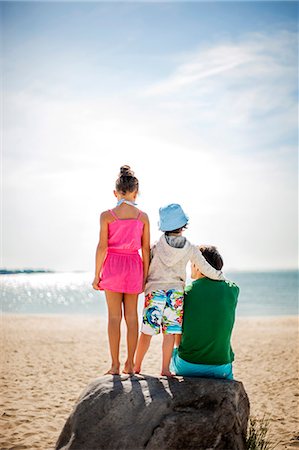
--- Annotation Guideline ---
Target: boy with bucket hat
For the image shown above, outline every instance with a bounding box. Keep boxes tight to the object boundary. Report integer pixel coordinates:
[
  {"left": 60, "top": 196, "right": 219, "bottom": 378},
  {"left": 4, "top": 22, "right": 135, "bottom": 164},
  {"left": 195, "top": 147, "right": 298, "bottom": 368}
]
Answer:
[{"left": 134, "top": 203, "right": 225, "bottom": 376}]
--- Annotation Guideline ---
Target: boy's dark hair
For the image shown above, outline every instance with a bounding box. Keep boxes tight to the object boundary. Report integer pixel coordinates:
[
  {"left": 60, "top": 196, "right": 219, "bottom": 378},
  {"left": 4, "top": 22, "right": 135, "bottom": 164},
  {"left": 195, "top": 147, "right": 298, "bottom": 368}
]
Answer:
[
  {"left": 200, "top": 246, "right": 223, "bottom": 271},
  {"left": 115, "top": 165, "right": 139, "bottom": 194},
  {"left": 165, "top": 224, "right": 188, "bottom": 235}
]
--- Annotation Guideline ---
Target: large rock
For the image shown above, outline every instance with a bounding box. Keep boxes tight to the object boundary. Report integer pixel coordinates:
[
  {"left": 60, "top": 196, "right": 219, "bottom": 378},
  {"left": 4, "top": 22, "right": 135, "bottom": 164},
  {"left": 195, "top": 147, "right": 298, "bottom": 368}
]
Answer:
[{"left": 56, "top": 374, "right": 250, "bottom": 450}]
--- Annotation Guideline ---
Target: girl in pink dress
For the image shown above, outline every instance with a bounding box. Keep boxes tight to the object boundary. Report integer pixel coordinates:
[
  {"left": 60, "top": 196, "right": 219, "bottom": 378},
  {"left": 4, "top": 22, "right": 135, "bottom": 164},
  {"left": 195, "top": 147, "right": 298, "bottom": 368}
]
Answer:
[{"left": 92, "top": 166, "right": 150, "bottom": 375}]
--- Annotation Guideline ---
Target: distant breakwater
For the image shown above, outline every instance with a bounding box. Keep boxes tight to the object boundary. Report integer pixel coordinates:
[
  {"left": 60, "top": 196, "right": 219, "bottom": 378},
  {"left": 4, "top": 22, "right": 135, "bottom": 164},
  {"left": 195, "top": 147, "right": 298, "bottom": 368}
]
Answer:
[{"left": 0, "top": 269, "right": 55, "bottom": 275}]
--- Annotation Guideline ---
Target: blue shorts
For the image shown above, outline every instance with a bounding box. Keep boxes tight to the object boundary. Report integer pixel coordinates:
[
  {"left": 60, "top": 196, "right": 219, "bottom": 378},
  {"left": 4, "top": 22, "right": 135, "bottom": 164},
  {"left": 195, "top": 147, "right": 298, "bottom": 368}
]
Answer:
[{"left": 170, "top": 348, "right": 234, "bottom": 380}]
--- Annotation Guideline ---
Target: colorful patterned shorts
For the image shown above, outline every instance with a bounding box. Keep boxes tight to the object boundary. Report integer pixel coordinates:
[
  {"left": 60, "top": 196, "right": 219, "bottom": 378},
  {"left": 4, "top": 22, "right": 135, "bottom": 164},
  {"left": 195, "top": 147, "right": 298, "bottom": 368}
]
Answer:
[{"left": 141, "top": 289, "right": 184, "bottom": 335}]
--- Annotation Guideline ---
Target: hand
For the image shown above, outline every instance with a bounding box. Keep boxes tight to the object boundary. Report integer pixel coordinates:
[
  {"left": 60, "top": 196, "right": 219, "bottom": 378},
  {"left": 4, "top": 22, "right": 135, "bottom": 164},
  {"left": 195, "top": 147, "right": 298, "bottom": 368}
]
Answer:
[
  {"left": 92, "top": 276, "right": 100, "bottom": 290},
  {"left": 142, "top": 278, "right": 147, "bottom": 293}
]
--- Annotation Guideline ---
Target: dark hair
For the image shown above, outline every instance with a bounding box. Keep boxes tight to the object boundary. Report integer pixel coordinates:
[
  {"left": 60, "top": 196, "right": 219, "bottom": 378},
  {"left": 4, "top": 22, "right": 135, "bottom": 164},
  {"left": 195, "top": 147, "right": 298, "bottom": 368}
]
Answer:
[
  {"left": 165, "top": 224, "right": 188, "bottom": 235},
  {"left": 115, "top": 165, "right": 139, "bottom": 195},
  {"left": 199, "top": 246, "right": 223, "bottom": 270}
]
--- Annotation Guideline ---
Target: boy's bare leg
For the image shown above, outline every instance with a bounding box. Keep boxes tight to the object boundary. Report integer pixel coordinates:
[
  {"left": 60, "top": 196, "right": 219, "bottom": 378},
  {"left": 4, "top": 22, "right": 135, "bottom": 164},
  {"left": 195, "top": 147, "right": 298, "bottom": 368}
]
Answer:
[
  {"left": 161, "top": 334, "right": 175, "bottom": 376},
  {"left": 174, "top": 334, "right": 181, "bottom": 348},
  {"left": 123, "top": 294, "right": 139, "bottom": 374},
  {"left": 134, "top": 332, "right": 152, "bottom": 374}
]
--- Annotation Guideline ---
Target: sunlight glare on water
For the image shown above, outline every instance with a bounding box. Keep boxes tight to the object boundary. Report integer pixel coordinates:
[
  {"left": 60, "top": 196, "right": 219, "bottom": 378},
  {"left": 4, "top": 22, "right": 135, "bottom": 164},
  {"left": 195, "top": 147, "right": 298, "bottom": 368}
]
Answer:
[{"left": 1, "top": 271, "right": 298, "bottom": 316}]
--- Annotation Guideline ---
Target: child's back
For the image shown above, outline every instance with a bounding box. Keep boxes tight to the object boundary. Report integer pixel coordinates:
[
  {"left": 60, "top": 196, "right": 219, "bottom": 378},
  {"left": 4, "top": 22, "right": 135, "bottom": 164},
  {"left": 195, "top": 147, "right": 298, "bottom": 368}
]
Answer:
[
  {"left": 108, "top": 208, "right": 144, "bottom": 250},
  {"left": 145, "top": 233, "right": 223, "bottom": 295},
  {"left": 99, "top": 208, "right": 144, "bottom": 294}
]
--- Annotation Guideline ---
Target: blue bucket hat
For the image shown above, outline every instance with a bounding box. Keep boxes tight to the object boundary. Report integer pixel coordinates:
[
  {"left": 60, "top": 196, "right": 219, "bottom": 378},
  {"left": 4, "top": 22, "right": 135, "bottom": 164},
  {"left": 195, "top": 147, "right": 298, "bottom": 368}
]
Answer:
[{"left": 159, "top": 203, "right": 189, "bottom": 232}]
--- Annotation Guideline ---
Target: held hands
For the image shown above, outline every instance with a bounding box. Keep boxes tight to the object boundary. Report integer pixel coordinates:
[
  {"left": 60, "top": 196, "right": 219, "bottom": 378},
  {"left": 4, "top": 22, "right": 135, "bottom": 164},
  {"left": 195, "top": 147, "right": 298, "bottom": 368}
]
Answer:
[{"left": 92, "top": 276, "right": 101, "bottom": 290}]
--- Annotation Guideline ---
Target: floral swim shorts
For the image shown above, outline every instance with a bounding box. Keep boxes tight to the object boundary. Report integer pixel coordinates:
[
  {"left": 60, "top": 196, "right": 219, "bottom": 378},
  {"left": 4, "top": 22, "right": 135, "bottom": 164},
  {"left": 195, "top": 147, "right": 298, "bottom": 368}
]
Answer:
[{"left": 141, "top": 289, "right": 184, "bottom": 335}]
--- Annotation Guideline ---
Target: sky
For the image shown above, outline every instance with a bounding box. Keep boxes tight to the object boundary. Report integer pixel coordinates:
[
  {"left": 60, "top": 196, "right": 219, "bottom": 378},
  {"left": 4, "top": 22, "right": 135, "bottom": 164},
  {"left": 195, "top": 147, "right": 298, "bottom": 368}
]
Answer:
[{"left": 1, "top": 1, "right": 298, "bottom": 272}]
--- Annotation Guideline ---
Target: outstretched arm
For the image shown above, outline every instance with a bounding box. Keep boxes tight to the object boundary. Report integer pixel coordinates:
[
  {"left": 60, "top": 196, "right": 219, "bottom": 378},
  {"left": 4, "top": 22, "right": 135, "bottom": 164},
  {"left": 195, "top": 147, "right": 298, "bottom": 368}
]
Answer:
[
  {"left": 92, "top": 212, "right": 109, "bottom": 290},
  {"left": 191, "top": 246, "right": 225, "bottom": 281}
]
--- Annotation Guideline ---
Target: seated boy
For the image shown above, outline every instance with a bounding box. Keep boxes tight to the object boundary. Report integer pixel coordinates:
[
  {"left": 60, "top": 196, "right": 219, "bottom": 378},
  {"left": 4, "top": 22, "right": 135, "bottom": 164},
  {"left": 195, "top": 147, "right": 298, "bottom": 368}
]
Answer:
[{"left": 170, "top": 246, "right": 239, "bottom": 380}]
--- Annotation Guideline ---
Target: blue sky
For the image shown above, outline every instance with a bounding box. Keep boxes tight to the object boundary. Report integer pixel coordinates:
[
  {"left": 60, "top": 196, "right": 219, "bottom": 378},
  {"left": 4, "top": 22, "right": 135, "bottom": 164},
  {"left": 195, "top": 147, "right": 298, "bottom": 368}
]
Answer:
[
  {"left": 2, "top": 1, "right": 298, "bottom": 271},
  {"left": 3, "top": 2, "right": 297, "bottom": 91}
]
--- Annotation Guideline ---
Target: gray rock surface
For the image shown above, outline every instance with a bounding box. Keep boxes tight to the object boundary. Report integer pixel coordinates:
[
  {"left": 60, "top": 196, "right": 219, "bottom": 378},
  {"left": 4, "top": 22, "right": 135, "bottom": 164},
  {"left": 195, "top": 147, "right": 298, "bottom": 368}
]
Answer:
[{"left": 56, "top": 374, "right": 250, "bottom": 450}]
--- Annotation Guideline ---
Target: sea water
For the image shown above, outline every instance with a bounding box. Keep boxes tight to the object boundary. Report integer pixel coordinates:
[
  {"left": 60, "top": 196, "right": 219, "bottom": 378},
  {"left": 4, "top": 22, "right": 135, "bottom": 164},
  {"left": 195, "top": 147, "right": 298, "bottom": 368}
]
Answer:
[{"left": 1, "top": 271, "right": 298, "bottom": 317}]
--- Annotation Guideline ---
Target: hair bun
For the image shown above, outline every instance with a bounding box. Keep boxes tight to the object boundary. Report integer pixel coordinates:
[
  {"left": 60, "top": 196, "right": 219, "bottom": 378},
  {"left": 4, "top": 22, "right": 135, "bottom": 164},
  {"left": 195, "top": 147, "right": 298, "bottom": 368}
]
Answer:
[
  {"left": 116, "top": 165, "right": 139, "bottom": 194},
  {"left": 119, "top": 165, "right": 134, "bottom": 177}
]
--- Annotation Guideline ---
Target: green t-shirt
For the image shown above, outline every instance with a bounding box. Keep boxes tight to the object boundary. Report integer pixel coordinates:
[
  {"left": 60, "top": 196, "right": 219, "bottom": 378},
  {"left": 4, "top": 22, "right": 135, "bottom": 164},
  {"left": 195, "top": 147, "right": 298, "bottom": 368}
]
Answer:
[{"left": 178, "top": 278, "right": 239, "bottom": 365}]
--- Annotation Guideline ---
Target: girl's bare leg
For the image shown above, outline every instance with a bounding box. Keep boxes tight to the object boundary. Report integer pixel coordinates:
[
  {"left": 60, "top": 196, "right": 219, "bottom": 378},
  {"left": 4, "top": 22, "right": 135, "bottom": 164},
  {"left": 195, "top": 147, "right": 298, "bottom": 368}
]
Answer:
[
  {"left": 105, "top": 290, "right": 123, "bottom": 375},
  {"left": 134, "top": 333, "right": 152, "bottom": 374},
  {"left": 123, "top": 294, "right": 139, "bottom": 374},
  {"left": 161, "top": 334, "right": 175, "bottom": 376}
]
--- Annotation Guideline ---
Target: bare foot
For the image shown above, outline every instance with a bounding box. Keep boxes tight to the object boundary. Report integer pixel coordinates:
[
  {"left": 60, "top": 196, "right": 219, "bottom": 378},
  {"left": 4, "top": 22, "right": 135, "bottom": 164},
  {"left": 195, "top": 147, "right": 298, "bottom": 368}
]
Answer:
[
  {"left": 133, "top": 364, "right": 141, "bottom": 374},
  {"left": 161, "top": 370, "right": 174, "bottom": 377},
  {"left": 122, "top": 369, "right": 135, "bottom": 375},
  {"left": 104, "top": 365, "right": 120, "bottom": 375},
  {"left": 123, "top": 362, "right": 135, "bottom": 375}
]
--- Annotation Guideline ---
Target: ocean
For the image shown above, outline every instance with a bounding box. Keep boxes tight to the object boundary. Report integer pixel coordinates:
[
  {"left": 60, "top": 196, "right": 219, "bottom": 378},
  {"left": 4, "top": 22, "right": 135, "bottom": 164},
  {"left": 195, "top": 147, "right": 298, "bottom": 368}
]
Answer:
[{"left": 1, "top": 271, "right": 298, "bottom": 317}]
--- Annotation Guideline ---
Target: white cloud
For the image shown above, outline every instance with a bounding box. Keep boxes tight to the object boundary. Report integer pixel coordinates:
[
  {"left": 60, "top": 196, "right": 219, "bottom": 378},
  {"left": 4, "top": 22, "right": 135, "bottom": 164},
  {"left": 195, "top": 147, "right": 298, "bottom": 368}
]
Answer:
[
  {"left": 143, "top": 45, "right": 254, "bottom": 96},
  {"left": 143, "top": 31, "right": 296, "bottom": 97},
  {"left": 141, "top": 31, "right": 297, "bottom": 154}
]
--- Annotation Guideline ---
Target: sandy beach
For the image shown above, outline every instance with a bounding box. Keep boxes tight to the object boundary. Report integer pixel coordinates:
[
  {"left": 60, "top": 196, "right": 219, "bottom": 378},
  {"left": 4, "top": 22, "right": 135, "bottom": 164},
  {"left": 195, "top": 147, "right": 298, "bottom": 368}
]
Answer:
[{"left": 1, "top": 314, "right": 298, "bottom": 450}]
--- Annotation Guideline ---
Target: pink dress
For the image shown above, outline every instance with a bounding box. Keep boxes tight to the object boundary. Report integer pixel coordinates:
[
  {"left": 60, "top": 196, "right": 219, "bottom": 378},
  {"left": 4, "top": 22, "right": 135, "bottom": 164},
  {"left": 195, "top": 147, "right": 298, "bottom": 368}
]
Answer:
[{"left": 99, "top": 209, "right": 144, "bottom": 294}]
